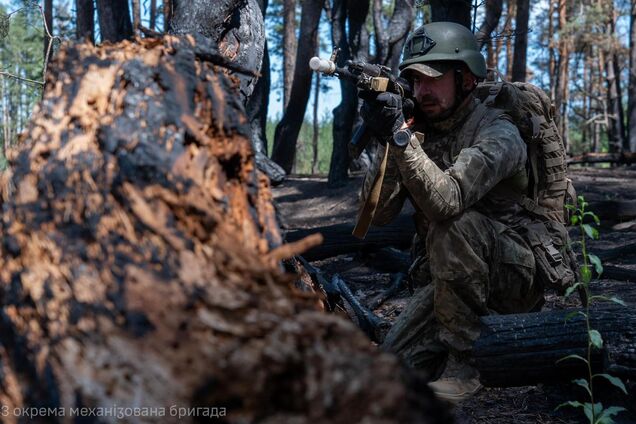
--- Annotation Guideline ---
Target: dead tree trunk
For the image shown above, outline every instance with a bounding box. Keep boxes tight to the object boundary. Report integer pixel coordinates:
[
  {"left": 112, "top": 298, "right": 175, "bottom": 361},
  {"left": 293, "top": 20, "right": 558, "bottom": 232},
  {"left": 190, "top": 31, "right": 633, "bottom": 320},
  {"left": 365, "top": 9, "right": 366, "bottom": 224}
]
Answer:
[
  {"left": 429, "top": 0, "right": 472, "bottom": 28},
  {"left": 170, "top": 0, "right": 284, "bottom": 183},
  {"left": 327, "top": 0, "right": 371, "bottom": 186},
  {"left": 75, "top": 0, "right": 94, "bottom": 42},
  {"left": 0, "top": 37, "right": 449, "bottom": 424},
  {"left": 283, "top": 0, "right": 297, "bottom": 109},
  {"left": 96, "top": 0, "right": 133, "bottom": 42},
  {"left": 271, "top": 0, "right": 323, "bottom": 174},
  {"left": 511, "top": 0, "right": 529, "bottom": 82},
  {"left": 43, "top": 0, "right": 53, "bottom": 60},
  {"left": 473, "top": 306, "right": 636, "bottom": 387}
]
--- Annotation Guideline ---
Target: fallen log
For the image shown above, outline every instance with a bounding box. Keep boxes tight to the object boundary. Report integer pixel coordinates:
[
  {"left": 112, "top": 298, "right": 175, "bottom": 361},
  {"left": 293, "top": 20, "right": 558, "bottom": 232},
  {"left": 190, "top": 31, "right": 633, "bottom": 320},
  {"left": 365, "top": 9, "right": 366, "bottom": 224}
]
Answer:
[
  {"left": 588, "top": 200, "right": 636, "bottom": 221},
  {"left": 567, "top": 152, "right": 636, "bottom": 165},
  {"left": 473, "top": 306, "right": 636, "bottom": 387},
  {"left": 0, "top": 37, "right": 450, "bottom": 423},
  {"left": 596, "top": 242, "right": 636, "bottom": 262},
  {"left": 285, "top": 214, "right": 415, "bottom": 260}
]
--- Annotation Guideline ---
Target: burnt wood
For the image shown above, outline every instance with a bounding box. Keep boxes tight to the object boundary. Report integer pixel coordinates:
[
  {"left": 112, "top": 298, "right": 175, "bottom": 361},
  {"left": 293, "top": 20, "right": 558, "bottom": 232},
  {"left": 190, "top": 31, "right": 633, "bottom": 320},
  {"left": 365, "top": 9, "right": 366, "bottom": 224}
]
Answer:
[
  {"left": 0, "top": 37, "right": 449, "bottom": 424},
  {"left": 473, "top": 306, "right": 636, "bottom": 387}
]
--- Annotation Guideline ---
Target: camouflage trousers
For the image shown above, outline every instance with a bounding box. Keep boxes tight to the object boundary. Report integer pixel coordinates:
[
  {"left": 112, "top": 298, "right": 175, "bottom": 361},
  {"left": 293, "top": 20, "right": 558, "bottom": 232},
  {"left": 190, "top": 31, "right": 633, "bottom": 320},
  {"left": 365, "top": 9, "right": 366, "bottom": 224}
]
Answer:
[{"left": 381, "top": 209, "right": 544, "bottom": 380}]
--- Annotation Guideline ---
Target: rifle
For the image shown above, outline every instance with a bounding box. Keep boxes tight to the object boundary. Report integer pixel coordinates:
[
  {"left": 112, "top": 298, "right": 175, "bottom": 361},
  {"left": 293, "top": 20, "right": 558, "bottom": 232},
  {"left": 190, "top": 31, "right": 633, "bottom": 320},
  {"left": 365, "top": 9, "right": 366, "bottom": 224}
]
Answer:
[{"left": 309, "top": 49, "right": 414, "bottom": 159}]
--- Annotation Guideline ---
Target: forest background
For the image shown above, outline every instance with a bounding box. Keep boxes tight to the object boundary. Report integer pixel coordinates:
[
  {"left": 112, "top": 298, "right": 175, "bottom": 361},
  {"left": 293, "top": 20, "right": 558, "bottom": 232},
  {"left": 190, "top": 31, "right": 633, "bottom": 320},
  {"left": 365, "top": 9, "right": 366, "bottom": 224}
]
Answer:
[{"left": 0, "top": 0, "right": 634, "bottom": 180}]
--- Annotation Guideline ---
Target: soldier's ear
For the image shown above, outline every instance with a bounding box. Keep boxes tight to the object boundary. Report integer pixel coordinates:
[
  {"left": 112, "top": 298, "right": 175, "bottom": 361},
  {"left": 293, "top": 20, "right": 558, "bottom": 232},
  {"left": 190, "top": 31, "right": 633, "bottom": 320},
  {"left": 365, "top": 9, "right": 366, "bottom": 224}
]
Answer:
[{"left": 461, "top": 68, "right": 477, "bottom": 91}]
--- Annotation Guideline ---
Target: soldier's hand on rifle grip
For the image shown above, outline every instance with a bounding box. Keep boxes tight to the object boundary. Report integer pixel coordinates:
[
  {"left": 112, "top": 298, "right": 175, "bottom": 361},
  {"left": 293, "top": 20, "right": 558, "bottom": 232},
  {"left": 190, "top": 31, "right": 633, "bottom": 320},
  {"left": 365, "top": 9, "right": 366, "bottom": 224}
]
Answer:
[{"left": 359, "top": 91, "right": 405, "bottom": 143}]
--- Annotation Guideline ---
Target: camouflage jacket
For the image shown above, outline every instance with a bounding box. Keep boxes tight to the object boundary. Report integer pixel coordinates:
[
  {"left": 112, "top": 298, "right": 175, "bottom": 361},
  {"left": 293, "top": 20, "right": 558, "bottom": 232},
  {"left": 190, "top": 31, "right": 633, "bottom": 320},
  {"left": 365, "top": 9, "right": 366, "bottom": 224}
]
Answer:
[{"left": 361, "top": 96, "right": 530, "bottom": 235}]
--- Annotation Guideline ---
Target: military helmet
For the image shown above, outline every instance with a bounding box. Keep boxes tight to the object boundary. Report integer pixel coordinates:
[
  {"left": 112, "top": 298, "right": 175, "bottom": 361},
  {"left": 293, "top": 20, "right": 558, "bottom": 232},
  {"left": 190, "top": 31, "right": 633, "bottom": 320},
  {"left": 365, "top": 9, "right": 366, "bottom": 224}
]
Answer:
[{"left": 399, "top": 22, "right": 487, "bottom": 79}]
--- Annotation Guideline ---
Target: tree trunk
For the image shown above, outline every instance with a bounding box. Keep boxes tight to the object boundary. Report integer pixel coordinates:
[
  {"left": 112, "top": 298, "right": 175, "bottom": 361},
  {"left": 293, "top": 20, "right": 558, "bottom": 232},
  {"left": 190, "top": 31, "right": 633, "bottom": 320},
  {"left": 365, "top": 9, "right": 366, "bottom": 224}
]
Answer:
[
  {"left": 511, "top": 0, "right": 529, "bottom": 82},
  {"left": 132, "top": 0, "right": 141, "bottom": 35},
  {"left": 553, "top": 0, "right": 569, "bottom": 148},
  {"left": 629, "top": 1, "right": 636, "bottom": 152},
  {"left": 327, "top": 0, "right": 372, "bottom": 186},
  {"left": 312, "top": 71, "right": 320, "bottom": 174},
  {"left": 603, "top": 2, "right": 626, "bottom": 153},
  {"left": 43, "top": 0, "right": 53, "bottom": 61},
  {"left": 283, "top": 0, "right": 297, "bottom": 109},
  {"left": 170, "top": 0, "right": 283, "bottom": 182},
  {"left": 0, "top": 36, "right": 451, "bottom": 424},
  {"left": 428, "top": 0, "right": 472, "bottom": 28},
  {"left": 505, "top": 0, "right": 515, "bottom": 79},
  {"left": 245, "top": 0, "right": 285, "bottom": 183},
  {"left": 473, "top": 306, "right": 636, "bottom": 387},
  {"left": 96, "top": 0, "right": 133, "bottom": 42},
  {"left": 75, "top": 0, "right": 94, "bottom": 42},
  {"left": 475, "top": 0, "right": 503, "bottom": 51},
  {"left": 164, "top": 0, "right": 172, "bottom": 29},
  {"left": 271, "top": 0, "right": 322, "bottom": 174},
  {"left": 150, "top": 0, "right": 158, "bottom": 30},
  {"left": 548, "top": 0, "right": 556, "bottom": 101}
]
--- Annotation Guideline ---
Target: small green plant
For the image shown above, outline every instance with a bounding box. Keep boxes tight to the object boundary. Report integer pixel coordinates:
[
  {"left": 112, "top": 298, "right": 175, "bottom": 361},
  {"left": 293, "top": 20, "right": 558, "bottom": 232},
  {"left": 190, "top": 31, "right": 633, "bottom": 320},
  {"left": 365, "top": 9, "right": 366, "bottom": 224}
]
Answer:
[{"left": 557, "top": 196, "right": 628, "bottom": 424}]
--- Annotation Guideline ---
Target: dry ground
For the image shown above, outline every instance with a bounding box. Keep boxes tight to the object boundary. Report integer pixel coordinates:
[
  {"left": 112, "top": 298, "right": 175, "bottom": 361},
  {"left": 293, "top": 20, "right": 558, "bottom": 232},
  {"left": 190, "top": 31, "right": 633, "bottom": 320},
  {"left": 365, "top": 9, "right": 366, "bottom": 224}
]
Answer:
[{"left": 273, "top": 167, "right": 636, "bottom": 424}]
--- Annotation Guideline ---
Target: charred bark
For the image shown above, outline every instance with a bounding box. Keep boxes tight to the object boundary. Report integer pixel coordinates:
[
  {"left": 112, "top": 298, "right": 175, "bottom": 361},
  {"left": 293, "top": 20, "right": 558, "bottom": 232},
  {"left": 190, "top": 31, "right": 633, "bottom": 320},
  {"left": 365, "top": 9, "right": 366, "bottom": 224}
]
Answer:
[
  {"left": 473, "top": 306, "right": 636, "bottom": 387},
  {"left": 170, "top": 0, "right": 284, "bottom": 182},
  {"left": 429, "top": 0, "right": 471, "bottom": 28},
  {"left": 271, "top": 0, "right": 323, "bottom": 173},
  {"left": 511, "top": 0, "right": 529, "bottom": 82},
  {"left": 283, "top": 0, "right": 298, "bottom": 109},
  {"left": 43, "top": 0, "right": 53, "bottom": 60},
  {"left": 75, "top": 0, "right": 94, "bottom": 43},
  {"left": 96, "top": 0, "right": 133, "bottom": 42},
  {"left": 327, "top": 0, "right": 371, "bottom": 186},
  {"left": 285, "top": 214, "right": 415, "bottom": 260},
  {"left": 0, "top": 37, "right": 450, "bottom": 424}
]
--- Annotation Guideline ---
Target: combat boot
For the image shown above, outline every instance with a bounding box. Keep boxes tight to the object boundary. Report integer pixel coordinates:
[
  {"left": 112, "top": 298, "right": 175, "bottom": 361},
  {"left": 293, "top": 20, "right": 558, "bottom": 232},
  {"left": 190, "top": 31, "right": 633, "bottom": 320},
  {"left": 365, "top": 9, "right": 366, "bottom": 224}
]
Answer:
[{"left": 428, "top": 355, "right": 482, "bottom": 404}]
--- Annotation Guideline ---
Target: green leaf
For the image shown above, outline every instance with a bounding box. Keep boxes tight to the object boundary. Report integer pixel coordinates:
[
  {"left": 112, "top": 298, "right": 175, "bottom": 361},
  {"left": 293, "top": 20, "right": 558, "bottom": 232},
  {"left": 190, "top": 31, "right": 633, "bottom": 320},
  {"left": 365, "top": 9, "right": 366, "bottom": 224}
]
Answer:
[
  {"left": 584, "top": 403, "right": 604, "bottom": 422},
  {"left": 556, "top": 354, "right": 588, "bottom": 365},
  {"left": 588, "top": 254, "right": 603, "bottom": 276},
  {"left": 565, "top": 203, "right": 576, "bottom": 211},
  {"left": 582, "top": 224, "right": 600, "bottom": 240},
  {"left": 589, "top": 329, "right": 603, "bottom": 349},
  {"left": 556, "top": 400, "right": 585, "bottom": 412},
  {"left": 564, "top": 310, "right": 586, "bottom": 322},
  {"left": 571, "top": 215, "right": 580, "bottom": 225},
  {"left": 564, "top": 283, "right": 583, "bottom": 298},
  {"left": 581, "top": 265, "right": 592, "bottom": 284},
  {"left": 595, "top": 406, "right": 627, "bottom": 424},
  {"left": 593, "top": 374, "right": 628, "bottom": 394},
  {"left": 584, "top": 211, "right": 600, "bottom": 224},
  {"left": 573, "top": 378, "right": 592, "bottom": 396},
  {"left": 608, "top": 296, "right": 626, "bottom": 306}
]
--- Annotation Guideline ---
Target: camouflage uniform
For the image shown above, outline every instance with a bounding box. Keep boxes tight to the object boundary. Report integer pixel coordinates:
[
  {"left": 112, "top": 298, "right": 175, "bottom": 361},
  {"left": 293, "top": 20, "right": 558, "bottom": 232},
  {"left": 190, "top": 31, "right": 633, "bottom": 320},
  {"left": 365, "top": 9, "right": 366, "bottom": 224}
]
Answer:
[{"left": 361, "top": 96, "right": 545, "bottom": 379}]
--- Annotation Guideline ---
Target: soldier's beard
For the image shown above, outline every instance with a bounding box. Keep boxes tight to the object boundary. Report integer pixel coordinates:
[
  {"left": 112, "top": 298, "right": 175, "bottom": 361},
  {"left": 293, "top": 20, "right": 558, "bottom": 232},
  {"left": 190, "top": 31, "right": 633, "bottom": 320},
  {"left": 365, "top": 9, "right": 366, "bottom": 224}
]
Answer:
[{"left": 416, "top": 96, "right": 458, "bottom": 123}]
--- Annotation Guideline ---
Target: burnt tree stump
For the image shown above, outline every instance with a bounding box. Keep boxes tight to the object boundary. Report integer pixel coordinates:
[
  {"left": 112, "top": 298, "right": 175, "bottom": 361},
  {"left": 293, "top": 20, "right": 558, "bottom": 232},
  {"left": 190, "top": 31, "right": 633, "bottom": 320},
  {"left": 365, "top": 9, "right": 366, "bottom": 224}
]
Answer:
[{"left": 0, "top": 37, "right": 450, "bottom": 423}]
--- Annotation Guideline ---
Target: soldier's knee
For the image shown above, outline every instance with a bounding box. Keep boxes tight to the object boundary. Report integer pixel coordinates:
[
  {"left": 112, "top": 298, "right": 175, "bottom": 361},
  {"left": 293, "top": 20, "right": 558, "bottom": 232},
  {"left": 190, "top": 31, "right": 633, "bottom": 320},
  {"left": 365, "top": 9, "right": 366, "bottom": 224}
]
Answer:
[{"left": 426, "top": 209, "right": 486, "bottom": 250}]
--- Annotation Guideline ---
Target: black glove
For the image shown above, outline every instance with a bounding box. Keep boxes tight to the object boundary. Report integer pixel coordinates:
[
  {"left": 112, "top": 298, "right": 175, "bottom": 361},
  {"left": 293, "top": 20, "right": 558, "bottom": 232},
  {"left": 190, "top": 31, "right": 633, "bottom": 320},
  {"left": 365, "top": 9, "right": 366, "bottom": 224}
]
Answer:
[{"left": 359, "top": 91, "right": 405, "bottom": 140}]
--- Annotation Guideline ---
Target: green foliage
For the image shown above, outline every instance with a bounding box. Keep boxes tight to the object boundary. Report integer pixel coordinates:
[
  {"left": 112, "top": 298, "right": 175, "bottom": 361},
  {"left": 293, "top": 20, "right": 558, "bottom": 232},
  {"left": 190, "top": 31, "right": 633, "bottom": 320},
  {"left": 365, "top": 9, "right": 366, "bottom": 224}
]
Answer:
[
  {"left": 266, "top": 115, "right": 333, "bottom": 175},
  {"left": 559, "top": 196, "right": 628, "bottom": 423},
  {"left": 0, "top": 1, "right": 47, "bottom": 157}
]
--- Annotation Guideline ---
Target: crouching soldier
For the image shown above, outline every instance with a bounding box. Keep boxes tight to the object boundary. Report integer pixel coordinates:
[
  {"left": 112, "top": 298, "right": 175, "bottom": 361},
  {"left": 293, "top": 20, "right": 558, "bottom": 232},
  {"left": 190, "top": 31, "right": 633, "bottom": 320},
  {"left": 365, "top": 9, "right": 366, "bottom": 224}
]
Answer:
[{"left": 356, "top": 22, "right": 577, "bottom": 402}]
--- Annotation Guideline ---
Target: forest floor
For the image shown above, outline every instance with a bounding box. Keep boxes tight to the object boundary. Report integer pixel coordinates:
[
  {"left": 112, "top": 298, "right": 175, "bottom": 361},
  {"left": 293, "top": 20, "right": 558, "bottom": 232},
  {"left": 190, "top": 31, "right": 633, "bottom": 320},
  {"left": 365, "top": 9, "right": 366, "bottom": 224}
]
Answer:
[{"left": 273, "top": 166, "right": 636, "bottom": 424}]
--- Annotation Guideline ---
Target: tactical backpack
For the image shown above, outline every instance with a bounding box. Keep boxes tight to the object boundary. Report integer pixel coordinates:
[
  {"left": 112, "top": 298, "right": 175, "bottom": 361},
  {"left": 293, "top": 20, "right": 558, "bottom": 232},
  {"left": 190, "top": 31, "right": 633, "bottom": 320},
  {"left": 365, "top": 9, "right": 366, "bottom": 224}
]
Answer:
[{"left": 467, "top": 80, "right": 579, "bottom": 292}]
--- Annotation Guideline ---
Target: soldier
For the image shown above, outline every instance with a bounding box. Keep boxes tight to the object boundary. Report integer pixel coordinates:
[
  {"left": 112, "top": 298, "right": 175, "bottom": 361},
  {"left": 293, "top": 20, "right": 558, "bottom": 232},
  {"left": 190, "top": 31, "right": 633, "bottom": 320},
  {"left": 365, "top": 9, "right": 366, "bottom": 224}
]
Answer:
[{"left": 357, "top": 22, "right": 575, "bottom": 402}]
